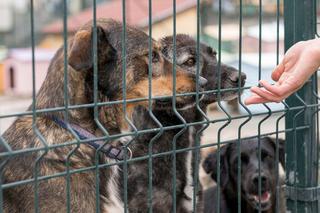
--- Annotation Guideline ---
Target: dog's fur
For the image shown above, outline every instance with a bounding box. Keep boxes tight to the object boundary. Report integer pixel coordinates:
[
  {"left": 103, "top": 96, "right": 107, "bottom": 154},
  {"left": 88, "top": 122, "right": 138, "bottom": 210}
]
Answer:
[
  {"left": 0, "top": 19, "right": 201, "bottom": 213},
  {"left": 202, "top": 137, "right": 285, "bottom": 213},
  {"left": 97, "top": 34, "right": 246, "bottom": 212},
  {"left": 160, "top": 34, "right": 246, "bottom": 103}
]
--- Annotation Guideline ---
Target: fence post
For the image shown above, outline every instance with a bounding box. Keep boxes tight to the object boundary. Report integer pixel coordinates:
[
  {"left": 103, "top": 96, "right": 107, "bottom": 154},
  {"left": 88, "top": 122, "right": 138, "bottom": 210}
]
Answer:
[{"left": 284, "top": 0, "right": 319, "bottom": 212}]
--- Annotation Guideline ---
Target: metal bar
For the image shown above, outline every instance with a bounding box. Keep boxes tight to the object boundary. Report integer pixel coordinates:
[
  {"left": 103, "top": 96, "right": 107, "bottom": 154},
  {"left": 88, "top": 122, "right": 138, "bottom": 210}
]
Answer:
[
  {"left": 256, "top": 2, "right": 274, "bottom": 212},
  {"left": 236, "top": 0, "right": 253, "bottom": 212},
  {"left": 0, "top": 86, "right": 271, "bottom": 119},
  {"left": 62, "top": 1, "right": 80, "bottom": 212},
  {"left": 171, "top": 1, "right": 188, "bottom": 212},
  {"left": 146, "top": 1, "right": 165, "bottom": 212},
  {"left": 30, "top": 0, "right": 48, "bottom": 212},
  {"left": 0, "top": 124, "right": 310, "bottom": 190},
  {"left": 215, "top": 1, "right": 233, "bottom": 212},
  {"left": 193, "top": 0, "right": 211, "bottom": 212},
  {"left": 275, "top": 3, "right": 283, "bottom": 210},
  {"left": 0, "top": 121, "right": 308, "bottom": 160},
  {"left": 286, "top": 186, "right": 320, "bottom": 202},
  {"left": 284, "top": 0, "right": 319, "bottom": 212}
]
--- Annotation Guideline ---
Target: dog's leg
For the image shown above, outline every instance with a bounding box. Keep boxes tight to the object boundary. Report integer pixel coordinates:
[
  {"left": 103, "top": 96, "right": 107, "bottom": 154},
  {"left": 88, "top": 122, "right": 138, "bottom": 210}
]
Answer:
[{"left": 101, "top": 163, "right": 125, "bottom": 213}]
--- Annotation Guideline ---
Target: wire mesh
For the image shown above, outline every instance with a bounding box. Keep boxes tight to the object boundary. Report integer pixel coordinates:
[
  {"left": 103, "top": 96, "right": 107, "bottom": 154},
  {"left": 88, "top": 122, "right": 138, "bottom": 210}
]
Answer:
[{"left": 0, "top": 0, "right": 319, "bottom": 213}]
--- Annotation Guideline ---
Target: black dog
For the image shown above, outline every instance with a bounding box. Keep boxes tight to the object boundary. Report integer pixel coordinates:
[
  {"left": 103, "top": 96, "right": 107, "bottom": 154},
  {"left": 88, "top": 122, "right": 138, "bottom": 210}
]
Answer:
[{"left": 202, "top": 137, "right": 285, "bottom": 213}]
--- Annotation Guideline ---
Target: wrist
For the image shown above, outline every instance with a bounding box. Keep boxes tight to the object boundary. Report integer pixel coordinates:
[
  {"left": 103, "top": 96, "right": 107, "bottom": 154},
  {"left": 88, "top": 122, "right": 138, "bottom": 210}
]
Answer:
[
  {"left": 310, "top": 38, "right": 320, "bottom": 58},
  {"left": 306, "top": 39, "right": 320, "bottom": 66}
]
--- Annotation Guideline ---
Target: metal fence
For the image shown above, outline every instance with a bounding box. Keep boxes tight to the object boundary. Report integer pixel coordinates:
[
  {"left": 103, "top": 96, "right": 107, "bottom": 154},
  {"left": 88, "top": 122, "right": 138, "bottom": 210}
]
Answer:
[{"left": 0, "top": 0, "right": 319, "bottom": 212}]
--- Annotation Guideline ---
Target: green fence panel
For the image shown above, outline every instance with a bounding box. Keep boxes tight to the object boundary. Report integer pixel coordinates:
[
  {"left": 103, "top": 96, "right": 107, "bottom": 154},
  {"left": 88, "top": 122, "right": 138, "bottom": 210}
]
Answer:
[
  {"left": 284, "top": 0, "right": 320, "bottom": 212},
  {"left": 0, "top": 0, "right": 319, "bottom": 213}
]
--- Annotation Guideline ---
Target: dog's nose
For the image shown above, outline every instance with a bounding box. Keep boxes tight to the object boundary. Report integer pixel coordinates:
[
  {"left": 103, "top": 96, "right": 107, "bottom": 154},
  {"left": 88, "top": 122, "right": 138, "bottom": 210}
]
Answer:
[
  {"left": 197, "top": 76, "right": 208, "bottom": 87},
  {"left": 230, "top": 72, "right": 246, "bottom": 87},
  {"left": 253, "top": 175, "right": 267, "bottom": 187}
]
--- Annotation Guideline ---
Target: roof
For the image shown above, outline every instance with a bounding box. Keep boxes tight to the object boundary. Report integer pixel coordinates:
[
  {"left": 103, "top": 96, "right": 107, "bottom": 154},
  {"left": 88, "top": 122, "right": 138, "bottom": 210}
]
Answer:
[
  {"left": 42, "top": 0, "right": 197, "bottom": 34},
  {"left": 7, "top": 48, "right": 56, "bottom": 62}
]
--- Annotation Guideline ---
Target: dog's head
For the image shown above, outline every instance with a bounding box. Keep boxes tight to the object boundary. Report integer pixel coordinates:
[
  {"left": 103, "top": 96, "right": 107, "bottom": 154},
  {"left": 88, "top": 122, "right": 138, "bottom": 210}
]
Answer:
[
  {"left": 203, "top": 137, "right": 285, "bottom": 211},
  {"left": 68, "top": 19, "right": 206, "bottom": 115},
  {"left": 160, "top": 34, "right": 246, "bottom": 104}
]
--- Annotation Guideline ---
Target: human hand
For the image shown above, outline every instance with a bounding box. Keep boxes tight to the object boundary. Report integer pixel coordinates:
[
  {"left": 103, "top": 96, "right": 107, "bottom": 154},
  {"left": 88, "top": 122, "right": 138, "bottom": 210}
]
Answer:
[{"left": 245, "top": 39, "right": 320, "bottom": 105}]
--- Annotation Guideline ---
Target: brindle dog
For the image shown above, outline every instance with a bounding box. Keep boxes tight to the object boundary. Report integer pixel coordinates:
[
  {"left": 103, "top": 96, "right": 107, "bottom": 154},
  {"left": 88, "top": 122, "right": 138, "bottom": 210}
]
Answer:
[
  {"left": 97, "top": 35, "right": 246, "bottom": 212},
  {"left": 160, "top": 34, "right": 246, "bottom": 103},
  {"left": 0, "top": 19, "right": 203, "bottom": 213}
]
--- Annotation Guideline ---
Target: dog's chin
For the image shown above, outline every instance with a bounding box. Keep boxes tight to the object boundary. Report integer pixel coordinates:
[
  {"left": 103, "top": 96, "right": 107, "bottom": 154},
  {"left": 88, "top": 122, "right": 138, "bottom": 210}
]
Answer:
[
  {"left": 221, "top": 93, "right": 239, "bottom": 101},
  {"left": 177, "top": 94, "right": 205, "bottom": 111},
  {"left": 246, "top": 191, "right": 272, "bottom": 211},
  {"left": 155, "top": 95, "right": 205, "bottom": 111},
  {"left": 202, "top": 92, "right": 239, "bottom": 104}
]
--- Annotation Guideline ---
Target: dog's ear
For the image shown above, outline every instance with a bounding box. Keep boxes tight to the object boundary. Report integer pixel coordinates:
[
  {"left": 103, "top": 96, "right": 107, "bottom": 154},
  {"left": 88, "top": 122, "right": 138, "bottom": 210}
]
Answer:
[
  {"left": 159, "top": 36, "right": 172, "bottom": 58},
  {"left": 202, "top": 145, "right": 230, "bottom": 188},
  {"left": 159, "top": 34, "right": 192, "bottom": 57},
  {"left": 267, "top": 137, "right": 285, "bottom": 168},
  {"left": 68, "top": 25, "right": 116, "bottom": 71}
]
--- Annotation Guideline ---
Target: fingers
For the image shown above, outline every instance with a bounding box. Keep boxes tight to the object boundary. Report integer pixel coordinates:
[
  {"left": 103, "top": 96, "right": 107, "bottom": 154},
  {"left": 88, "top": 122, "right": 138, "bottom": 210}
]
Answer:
[
  {"left": 258, "top": 80, "right": 293, "bottom": 97},
  {"left": 271, "top": 63, "right": 285, "bottom": 81},
  {"left": 245, "top": 82, "right": 296, "bottom": 105},
  {"left": 244, "top": 94, "right": 269, "bottom": 105},
  {"left": 250, "top": 86, "right": 283, "bottom": 103}
]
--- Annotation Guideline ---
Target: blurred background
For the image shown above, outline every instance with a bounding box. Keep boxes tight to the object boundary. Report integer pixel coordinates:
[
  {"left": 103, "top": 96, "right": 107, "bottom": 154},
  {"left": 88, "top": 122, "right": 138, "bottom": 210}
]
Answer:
[{"left": 0, "top": 0, "right": 288, "bottom": 143}]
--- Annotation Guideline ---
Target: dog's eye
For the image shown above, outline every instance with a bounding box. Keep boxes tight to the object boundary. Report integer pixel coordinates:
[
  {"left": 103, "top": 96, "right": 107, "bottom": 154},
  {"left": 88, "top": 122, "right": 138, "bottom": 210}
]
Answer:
[
  {"left": 261, "top": 151, "right": 271, "bottom": 160},
  {"left": 207, "top": 47, "right": 217, "bottom": 56},
  {"left": 152, "top": 51, "right": 160, "bottom": 63},
  {"left": 184, "top": 58, "right": 196, "bottom": 66},
  {"left": 241, "top": 154, "right": 249, "bottom": 164}
]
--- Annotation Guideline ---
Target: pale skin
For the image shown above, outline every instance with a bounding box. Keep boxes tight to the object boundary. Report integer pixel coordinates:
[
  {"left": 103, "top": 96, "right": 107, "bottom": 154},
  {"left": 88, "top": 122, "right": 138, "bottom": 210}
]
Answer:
[{"left": 245, "top": 38, "right": 320, "bottom": 105}]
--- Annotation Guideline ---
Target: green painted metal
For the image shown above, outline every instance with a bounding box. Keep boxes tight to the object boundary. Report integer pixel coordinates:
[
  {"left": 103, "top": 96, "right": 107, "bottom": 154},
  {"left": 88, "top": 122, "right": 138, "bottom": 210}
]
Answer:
[
  {"left": 284, "top": 0, "right": 320, "bottom": 212},
  {"left": 0, "top": 0, "right": 319, "bottom": 212}
]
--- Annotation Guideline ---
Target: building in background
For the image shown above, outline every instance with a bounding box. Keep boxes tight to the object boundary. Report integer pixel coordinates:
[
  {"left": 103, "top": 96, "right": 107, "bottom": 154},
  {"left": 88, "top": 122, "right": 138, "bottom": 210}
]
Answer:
[
  {"left": 0, "top": 48, "right": 8, "bottom": 94},
  {"left": 0, "top": 0, "right": 287, "bottom": 97},
  {"left": 0, "top": 0, "right": 198, "bottom": 96},
  {"left": 41, "top": 0, "right": 198, "bottom": 48},
  {"left": 0, "top": 0, "right": 28, "bottom": 46},
  {"left": 2, "top": 48, "right": 55, "bottom": 96},
  {"left": 0, "top": 0, "right": 104, "bottom": 48}
]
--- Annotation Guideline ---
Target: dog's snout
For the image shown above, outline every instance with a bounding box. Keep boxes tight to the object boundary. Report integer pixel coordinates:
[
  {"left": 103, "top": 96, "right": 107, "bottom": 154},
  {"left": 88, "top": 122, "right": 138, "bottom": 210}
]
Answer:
[
  {"left": 240, "top": 72, "right": 247, "bottom": 82},
  {"left": 230, "top": 72, "right": 246, "bottom": 86},
  {"left": 252, "top": 175, "right": 267, "bottom": 188},
  {"left": 186, "top": 73, "right": 208, "bottom": 87}
]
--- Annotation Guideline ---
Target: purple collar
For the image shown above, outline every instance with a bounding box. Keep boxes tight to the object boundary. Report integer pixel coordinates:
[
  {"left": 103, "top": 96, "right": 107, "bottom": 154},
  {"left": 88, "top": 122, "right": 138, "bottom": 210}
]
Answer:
[{"left": 50, "top": 116, "right": 131, "bottom": 161}]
